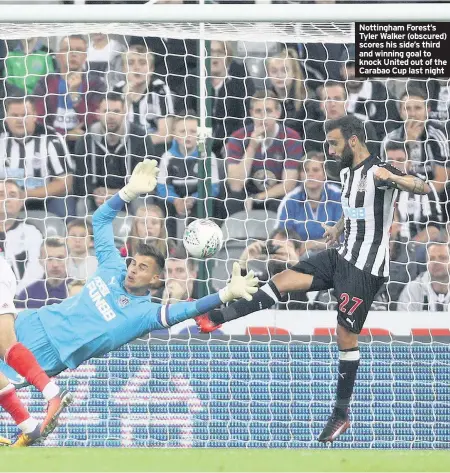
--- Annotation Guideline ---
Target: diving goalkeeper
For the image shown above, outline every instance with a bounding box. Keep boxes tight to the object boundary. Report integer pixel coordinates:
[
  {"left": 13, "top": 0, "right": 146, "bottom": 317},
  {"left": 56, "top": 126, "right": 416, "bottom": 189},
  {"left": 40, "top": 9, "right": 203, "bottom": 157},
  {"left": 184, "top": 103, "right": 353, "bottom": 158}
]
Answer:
[{"left": 0, "top": 160, "right": 258, "bottom": 445}]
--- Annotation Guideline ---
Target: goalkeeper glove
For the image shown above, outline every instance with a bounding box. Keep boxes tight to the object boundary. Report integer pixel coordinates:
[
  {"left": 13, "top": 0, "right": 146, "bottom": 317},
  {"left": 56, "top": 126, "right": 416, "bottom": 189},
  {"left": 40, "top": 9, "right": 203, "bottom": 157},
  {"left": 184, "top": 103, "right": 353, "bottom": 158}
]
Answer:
[
  {"left": 219, "top": 262, "right": 259, "bottom": 303},
  {"left": 119, "top": 159, "right": 159, "bottom": 203}
]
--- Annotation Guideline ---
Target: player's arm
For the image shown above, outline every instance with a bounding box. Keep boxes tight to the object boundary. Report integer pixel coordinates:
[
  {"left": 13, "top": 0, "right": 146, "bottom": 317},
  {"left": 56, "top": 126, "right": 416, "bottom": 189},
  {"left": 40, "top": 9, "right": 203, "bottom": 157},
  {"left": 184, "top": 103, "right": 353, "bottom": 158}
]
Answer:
[
  {"left": 92, "top": 160, "right": 159, "bottom": 267},
  {"left": 374, "top": 164, "right": 430, "bottom": 195},
  {"left": 322, "top": 215, "right": 345, "bottom": 246},
  {"left": 156, "top": 262, "right": 258, "bottom": 329}
]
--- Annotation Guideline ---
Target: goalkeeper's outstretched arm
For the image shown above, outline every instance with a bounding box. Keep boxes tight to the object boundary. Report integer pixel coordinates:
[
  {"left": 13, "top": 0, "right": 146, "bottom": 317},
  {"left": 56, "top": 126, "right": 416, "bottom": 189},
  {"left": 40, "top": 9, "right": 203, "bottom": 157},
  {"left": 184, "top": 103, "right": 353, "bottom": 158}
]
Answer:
[
  {"left": 92, "top": 160, "right": 159, "bottom": 267},
  {"left": 156, "top": 262, "right": 259, "bottom": 329}
]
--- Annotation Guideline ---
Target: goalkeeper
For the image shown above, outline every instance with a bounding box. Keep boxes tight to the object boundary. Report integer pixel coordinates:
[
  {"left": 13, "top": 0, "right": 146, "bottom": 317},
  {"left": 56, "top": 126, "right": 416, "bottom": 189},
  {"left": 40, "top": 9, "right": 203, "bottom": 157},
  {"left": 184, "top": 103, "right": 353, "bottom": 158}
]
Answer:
[{"left": 0, "top": 160, "right": 258, "bottom": 442}]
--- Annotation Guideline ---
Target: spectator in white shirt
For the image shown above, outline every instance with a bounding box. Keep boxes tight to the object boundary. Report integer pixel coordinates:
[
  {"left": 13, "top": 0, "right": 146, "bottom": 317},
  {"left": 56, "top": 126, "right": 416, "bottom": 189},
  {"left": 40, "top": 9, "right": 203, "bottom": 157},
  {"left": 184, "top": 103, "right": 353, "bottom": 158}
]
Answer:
[
  {"left": 398, "top": 242, "right": 450, "bottom": 311},
  {"left": 0, "top": 179, "right": 43, "bottom": 294},
  {"left": 86, "top": 33, "right": 125, "bottom": 86},
  {"left": 66, "top": 219, "right": 98, "bottom": 280}
]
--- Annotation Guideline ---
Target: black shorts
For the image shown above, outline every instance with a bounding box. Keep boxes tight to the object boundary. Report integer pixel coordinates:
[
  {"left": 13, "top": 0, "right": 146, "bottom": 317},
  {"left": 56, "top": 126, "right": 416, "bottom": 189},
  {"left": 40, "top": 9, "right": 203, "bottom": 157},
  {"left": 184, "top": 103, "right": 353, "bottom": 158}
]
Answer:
[{"left": 292, "top": 249, "right": 386, "bottom": 334}]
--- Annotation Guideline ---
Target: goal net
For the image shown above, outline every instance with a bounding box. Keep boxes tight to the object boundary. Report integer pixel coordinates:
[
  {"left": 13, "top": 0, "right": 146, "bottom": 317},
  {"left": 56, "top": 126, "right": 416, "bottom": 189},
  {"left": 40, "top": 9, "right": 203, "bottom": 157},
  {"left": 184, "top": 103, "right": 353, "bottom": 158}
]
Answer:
[{"left": 0, "top": 2, "right": 449, "bottom": 449}]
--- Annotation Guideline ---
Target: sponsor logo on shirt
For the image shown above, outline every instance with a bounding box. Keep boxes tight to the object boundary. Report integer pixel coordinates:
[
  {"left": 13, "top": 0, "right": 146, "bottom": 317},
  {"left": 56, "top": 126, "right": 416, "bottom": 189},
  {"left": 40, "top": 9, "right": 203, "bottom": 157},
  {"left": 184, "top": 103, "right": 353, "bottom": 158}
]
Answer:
[
  {"left": 343, "top": 205, "right": 366, "bottom": 220},
  {"left": 118, "top": 295, "right": 130, "bottom": 308},
  {"left": 87, "top": 277, "right": 116, "bottom": 322}
]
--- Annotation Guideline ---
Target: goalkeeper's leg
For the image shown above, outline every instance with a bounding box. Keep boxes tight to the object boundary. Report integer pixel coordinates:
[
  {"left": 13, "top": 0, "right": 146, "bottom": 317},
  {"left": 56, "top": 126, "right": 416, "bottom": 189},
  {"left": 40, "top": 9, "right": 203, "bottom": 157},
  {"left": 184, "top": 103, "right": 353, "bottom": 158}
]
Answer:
[
  {"left": 0, "top": 373, "right": 40, "bottom": 446},
  {"left": 0, "top": 314, "right": 72, "bottom": 442}
]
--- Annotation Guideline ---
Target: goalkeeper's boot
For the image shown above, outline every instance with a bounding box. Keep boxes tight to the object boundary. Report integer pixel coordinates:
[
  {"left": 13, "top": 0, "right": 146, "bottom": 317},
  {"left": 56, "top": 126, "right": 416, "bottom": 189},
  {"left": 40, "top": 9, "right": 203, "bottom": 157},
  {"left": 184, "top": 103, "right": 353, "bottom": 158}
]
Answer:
[
  {"left": 0, "top": 436, "right": 11, "bottom": 447},
  {"left": 195, "top": 314, "right": 222, "bottom": 333},
  {"left": 41, "top": 389, "right": 74, "bottom": 438},
  {"left": 318, "top": 407, "right": 350, "bottom": 443},
  {"left": 11, "top": 423, "right": 41, "bottom": 447}
]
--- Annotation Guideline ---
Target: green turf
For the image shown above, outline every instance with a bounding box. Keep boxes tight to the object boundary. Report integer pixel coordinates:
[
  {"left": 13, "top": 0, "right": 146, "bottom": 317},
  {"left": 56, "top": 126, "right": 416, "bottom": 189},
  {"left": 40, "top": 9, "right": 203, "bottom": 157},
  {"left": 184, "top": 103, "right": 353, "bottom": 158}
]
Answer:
[{"left": 0, "top": 449, "right": 450, "bottom": 472}]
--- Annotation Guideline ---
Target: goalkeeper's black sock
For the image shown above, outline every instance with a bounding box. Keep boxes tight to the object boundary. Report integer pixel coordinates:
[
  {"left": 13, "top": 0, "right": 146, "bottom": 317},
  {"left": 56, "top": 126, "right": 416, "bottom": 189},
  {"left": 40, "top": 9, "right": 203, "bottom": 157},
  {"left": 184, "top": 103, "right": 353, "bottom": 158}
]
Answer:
[
  {"left": 335, "top": 347, "right": 360, "bottom": 415},
  {"left": 210, "top": 281, "right": 281, "bottom": 325}
]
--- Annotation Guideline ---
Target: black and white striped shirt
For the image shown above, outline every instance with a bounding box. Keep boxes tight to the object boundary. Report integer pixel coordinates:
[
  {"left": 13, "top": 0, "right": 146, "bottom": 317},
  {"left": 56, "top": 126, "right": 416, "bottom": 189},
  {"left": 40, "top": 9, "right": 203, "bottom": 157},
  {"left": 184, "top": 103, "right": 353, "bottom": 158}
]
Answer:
[
  {"left": 114, "top": 76, "right": 175, "bottom": 132},
  {"left": 380, "top": 122, "right": 449, "bottom": 181},
  {"left": 0, "top": 124, "right": 73, "bottom": 190},
  {"left": 396, "top": 180, "right": 442, "bottom": 241},
  {"left": 338, "top": 155, "right": 403, "bottom": 278}
]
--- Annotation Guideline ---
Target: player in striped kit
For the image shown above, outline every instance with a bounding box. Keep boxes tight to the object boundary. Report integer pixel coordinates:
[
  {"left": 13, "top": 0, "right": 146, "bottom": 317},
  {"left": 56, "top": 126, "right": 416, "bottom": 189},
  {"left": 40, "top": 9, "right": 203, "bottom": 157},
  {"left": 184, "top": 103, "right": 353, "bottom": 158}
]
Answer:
[{"left": 196, "top": 115, "right": 431, "bottom": 443}]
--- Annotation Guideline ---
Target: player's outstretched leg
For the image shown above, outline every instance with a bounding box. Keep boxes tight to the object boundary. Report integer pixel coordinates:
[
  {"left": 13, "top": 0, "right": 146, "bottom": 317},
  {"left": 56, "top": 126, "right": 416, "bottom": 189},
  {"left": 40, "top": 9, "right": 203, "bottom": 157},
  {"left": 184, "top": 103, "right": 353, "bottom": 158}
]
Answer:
[
  {"left": 196, "top": 269, "right": 313, "bottom": 332},
  {"left": 0, "top": 315, "right": 72, "bottom": 441},
  {"left": 0, "top": 373, "right": 40, "bottom": 447},
  {"left": 318, "top": 325, "right": 359, "bottom": 443}
]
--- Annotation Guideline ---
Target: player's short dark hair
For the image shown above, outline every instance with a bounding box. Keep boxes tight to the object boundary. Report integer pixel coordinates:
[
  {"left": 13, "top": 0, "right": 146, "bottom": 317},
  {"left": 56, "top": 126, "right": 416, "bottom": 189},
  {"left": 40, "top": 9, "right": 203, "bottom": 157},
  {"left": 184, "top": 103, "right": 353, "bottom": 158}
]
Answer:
[
  {"left": 62, "top": 34, "right": 87, "bottom": 47},
  {"left": 102, "top": 92, "right": 125, "bottom": 105},
  {"left": 4, "top": 95, "right": 35, "bottom": 111},
  {"left": 269, "top": 228, "right": 303, "bottom": 252},
  {"left": 135, "top": 242, "right": 165, "bottom": 272},
  {"left": 250, "top": 90, "right": 282, "bottom": 111},
  {"left": 325, "top": 115, "right": 366, "bottom": 143},
  {"left": 400, "top": 85, "right": 427, "bottom": 102},
  {"left": 384, "top": 141, "right": 406, "bottom": 154},
  {"left": 67, "top": 218, "right": 93, "bottom": 236}
]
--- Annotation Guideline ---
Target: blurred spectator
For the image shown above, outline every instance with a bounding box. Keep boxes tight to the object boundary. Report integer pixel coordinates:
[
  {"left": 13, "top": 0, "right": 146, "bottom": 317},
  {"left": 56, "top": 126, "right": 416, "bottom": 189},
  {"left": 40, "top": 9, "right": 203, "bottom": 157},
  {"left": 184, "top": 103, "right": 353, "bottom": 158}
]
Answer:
[
  {"left": 86, "top": 33, "right": 124, "bottom": 86},
  {"left": 125, "top": 204, "right": 173, "bottom": 258},
  {"left": 209, "top": 40, "right": 254, "bottom": 157},
  {"left": 381, "top": 86, "right": 449, "bottom": 196},
  {"left": 408, "top": 79, "right": 450, "bottom": 132},
  {"left": 275, "top": 153, "right": 342, "bottom": 254},
  {"left": 384, "top": 141, "right": 441, "bottom": 305},
  {"left": 226, "top": 90, "right": 303, "bottom": 215},
  {"left": 5, "top": 38, "right": 55, "bottom": 95},
  {"left": 0, "top": 96, "right": 75, "bottom": 218},
  {"left": 339, "top": 44, "right": 400, "bottom": 140},
  {"left": 386, "top": 141, "right": 442, "bottom": 245},
  {"left": 67, "top": 279, "right": 85, "bottom": 298},
  {"left": 66, "top": 219, "right": 98, "bottom": 280},
  {"left": 237, "top": 228, "right": 307, "bottom": 309},
  {"left": 130, "top": 28, "right": 198, "bottom": 114},
  {"left": 397, "top": 242, "right": 450, "bottom": 311},
  {"left": 266, "top": 48, "right": 317, "bottom": 137},
  {"left": 156, "top": 114, "right": 219, "bottom": 235},
  {"left": 162, "top": 246, "right": 200, "bottom": 305},
  {"left": 73, "top": 92, "right": 155, "bottom": 211},
  {"left": 304, "top": 81, "right": 379, "bottom": 181},
  {"left": 0, "top": 179, "right": 43, "bottom": 294},
  {"left": 16, "top": 237, "right": 70, "bottom": 309},
  {"left": 113, "top": 44, "right": 174, "bottom": 150},
  {"left": 33, "top": 34, "right": 106, "bottom": 152}
]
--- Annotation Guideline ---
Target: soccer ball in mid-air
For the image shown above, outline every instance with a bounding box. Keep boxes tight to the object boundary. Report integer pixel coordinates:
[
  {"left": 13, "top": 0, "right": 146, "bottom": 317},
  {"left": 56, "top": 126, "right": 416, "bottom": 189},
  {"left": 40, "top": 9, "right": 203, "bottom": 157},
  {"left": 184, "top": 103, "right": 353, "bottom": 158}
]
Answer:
[{"left": 183, "top": 219, "right": 224, "bottom": 258}]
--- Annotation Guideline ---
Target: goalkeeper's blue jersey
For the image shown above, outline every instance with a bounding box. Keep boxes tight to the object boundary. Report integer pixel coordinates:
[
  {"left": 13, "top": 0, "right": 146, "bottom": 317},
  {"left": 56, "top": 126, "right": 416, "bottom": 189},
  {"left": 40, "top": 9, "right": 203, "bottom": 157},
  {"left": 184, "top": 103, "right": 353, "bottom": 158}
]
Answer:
[{"left": 24, "top": 202, "right": 168, "bottom": 370}]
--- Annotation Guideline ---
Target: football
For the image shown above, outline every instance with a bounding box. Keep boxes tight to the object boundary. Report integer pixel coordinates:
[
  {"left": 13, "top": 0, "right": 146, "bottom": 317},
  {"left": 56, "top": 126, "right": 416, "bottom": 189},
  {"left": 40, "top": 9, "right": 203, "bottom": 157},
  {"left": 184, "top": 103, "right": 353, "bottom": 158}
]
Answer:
[{"left": 183, "top": 219, "right": 224, "bottom": 258}]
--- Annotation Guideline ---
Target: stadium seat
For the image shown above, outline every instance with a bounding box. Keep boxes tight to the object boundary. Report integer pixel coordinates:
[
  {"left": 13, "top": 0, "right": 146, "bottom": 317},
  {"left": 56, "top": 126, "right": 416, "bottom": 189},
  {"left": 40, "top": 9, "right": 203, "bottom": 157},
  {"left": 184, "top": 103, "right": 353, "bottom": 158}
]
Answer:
[
  {"left": 222, "top": 210, "right": 278, "bottom": 243},
  {"left": 21, "top": 210, "right": 67, "bottom": 238}
]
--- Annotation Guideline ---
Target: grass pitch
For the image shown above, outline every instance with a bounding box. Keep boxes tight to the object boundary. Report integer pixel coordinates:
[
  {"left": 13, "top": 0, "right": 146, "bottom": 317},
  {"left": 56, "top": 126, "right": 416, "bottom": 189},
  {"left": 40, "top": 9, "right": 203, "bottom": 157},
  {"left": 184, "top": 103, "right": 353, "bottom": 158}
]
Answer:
[{"left": 0, "top": 449, "right": 450, "bottom": 472}]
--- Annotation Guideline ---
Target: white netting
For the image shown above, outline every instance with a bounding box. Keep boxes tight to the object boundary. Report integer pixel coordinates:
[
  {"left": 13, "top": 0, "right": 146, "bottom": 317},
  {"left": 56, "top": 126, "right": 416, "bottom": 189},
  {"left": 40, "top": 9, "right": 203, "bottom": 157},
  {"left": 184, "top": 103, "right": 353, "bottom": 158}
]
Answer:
[
  {"left": 0, "top": 22, "right": 355, "bottom": 44},
  {"left": 0, "top": 4, "right": 449, "bottom": 449}
]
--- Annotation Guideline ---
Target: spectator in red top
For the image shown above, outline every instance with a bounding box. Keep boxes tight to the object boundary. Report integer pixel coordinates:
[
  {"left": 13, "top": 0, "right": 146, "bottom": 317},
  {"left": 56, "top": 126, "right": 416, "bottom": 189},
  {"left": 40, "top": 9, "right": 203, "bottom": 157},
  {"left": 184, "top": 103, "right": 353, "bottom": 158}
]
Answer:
[
  {"left": 33, "top": 35, "right": 106, "bottom": 152},
  {"left": 225, "top": 90, "right": 303, "bottom": 215}
]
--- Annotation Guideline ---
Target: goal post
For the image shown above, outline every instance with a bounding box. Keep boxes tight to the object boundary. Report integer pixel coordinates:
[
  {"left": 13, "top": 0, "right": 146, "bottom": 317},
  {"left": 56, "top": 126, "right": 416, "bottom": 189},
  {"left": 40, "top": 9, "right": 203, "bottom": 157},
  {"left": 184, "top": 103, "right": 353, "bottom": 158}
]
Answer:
[
  {"left": 1, "top": 3, "right": 450, "bottom": 24},
  {"left": 1, "top": 2, "right": 450, "bottom": 450}
]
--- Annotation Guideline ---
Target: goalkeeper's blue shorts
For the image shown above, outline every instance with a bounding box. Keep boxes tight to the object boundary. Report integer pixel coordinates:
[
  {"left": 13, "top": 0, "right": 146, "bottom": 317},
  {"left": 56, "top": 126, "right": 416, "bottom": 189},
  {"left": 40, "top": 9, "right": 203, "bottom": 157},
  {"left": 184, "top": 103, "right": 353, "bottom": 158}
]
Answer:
[{"left": 0, "top": 309, "right": 66, "bottom": 388}]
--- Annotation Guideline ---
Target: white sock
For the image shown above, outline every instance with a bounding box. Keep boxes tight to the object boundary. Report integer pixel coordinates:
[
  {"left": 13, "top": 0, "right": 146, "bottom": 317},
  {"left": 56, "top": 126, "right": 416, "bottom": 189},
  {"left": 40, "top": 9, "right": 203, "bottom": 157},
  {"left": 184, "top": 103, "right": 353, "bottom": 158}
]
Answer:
[
  {"left": 42, "top": 382, "right": 60, "bottom": 402},
  {"left": 18, "top": 417, "right": 39, "bottom": 434}
]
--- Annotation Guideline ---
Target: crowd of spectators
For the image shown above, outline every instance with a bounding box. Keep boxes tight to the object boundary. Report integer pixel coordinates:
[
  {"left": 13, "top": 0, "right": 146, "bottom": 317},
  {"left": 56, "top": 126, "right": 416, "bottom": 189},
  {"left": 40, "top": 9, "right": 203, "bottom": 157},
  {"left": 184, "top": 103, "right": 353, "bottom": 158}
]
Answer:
[{"left": 0, "top": 19, "right": 449, "bottom": 312}]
